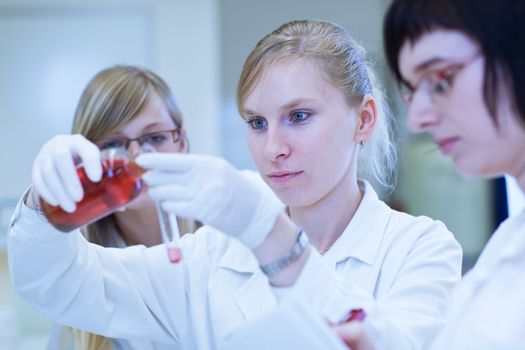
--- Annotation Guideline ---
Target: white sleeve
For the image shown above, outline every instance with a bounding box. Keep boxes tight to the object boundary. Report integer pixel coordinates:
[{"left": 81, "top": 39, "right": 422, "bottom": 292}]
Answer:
[
  {"left": 274, "top": 224, "right": 462, "bottom": 350},
  {"left": 7, "top": 196, "right": 190, "bottom": 344}
]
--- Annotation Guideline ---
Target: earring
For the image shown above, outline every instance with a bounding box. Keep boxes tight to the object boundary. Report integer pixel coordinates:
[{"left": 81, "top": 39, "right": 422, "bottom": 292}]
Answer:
[{"left": 359, "top": 137, "right": 364, "bottom": 147}]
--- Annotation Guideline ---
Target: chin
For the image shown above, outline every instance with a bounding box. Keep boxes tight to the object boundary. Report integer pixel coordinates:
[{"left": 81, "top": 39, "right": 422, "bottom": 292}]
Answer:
[
  {"left": 454, "top": 158, "right": 501, "bottom": 179},
  {"left": 269, "top": 186, "right": 295, "bottom": 205},
  {"left": 277, "top": 190, "right": 314, "bottom": 208}
]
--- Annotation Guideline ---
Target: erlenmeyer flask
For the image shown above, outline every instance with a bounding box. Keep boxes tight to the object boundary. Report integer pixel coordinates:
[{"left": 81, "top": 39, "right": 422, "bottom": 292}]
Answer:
[{"left": 39, "top": 148, "right": 145, "bottom": 232}]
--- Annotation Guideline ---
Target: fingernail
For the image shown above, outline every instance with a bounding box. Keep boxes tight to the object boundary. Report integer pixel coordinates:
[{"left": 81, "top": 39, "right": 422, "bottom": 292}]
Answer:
[
  {"left": 63, "top": 202, "right": 77, "bottom": 213},
  {"left": 141, "top": 172, "right": 151, "bottom": 182},
  {"left": 72, "top": 187, "right": 83, "bottom": 201},
  {"left": 134, "top": 155, "right": 148, "bottom": 167}
]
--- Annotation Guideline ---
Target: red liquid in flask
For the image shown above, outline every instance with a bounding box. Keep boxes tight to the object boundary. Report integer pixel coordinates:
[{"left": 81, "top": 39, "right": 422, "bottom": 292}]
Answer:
[{"left": 40, "top": 154, "right": 145, "bottom": 232}]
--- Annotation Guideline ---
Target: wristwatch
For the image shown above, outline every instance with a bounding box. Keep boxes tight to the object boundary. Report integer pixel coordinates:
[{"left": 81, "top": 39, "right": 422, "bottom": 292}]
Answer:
[{"left": 259, "top": 229, "right": 308, "bottom": 276}]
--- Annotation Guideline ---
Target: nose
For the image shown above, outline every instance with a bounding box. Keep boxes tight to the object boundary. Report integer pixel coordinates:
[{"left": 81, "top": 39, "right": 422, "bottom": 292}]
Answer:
[
  {"left": 127, "top": 140, "right": 143, "bottom": 157},
  {"left": 263, "top": 125, "right": 290, "bottom": 161},
  {"left": 406, "top": 92, "right": 440, "bottom": 133}
]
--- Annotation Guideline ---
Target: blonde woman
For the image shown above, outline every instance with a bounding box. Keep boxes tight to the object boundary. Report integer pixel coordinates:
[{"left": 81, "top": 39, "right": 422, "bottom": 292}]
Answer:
[
  {"left": 10, "top": 21, "right": 461, "bottom": 349},
  {"left": 40, "top": 66, "right": 199, "bottom": 350}
]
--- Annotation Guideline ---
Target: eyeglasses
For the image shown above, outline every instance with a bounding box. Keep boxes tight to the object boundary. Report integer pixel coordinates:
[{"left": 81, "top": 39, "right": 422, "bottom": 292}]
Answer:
[
  {"left": 401, "top": 52, "right": 481, "bottom": 106},
  {"left": 96, "top": 128, "right": 181, "bottom": 152}
]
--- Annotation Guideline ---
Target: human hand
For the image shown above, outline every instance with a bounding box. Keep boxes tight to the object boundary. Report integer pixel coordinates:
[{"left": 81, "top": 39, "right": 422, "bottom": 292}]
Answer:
[
  {"left": 333, "top": 321, "right": 375, "bottom": 350},
  {"left": 32, "top": 134, "right": 102, "bottom": 212},
  {"left": 136, "top": 153, "right": 284, "bottom": 248}
]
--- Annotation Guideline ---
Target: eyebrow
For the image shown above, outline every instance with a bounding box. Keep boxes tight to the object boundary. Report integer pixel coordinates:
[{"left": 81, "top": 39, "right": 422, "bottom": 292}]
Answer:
[
  {"left": 243, "top": 98, "right": 318, "bottom": 117},
  {"left": 402, "top": 56, "right": 452, "bottom": 88},
  {"left": 413, "top": 57, "right": 448, "bottom": 74},
  {"left": 142, "top": 122, "right": 176, "bottom": 131},
  {"left": 101, "top": 123, "right": 175, "bottom": 138}
]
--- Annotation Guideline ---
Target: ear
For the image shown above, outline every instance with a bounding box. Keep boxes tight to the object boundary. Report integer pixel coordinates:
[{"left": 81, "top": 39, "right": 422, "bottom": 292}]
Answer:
[
  {"left": 355, "top": 95, "right": 377, "bottom": 144},
  {"left": 178, "top": 128, "right": 190, "bottom": 153}
]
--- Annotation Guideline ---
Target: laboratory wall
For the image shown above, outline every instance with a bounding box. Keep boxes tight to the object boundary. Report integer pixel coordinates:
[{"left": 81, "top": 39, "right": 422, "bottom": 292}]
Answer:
[
  {"left": 0, "top": 0, "right": 498, "bottom": 348},
  {"left": 0, "top": 0, "right": 221, "bottom": 347}
]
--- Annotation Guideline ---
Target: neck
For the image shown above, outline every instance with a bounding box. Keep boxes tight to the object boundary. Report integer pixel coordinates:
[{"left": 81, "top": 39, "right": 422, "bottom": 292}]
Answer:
[
  {"left": 516, "top": 165, "right": 525, "bottom": 195},
  {"left": 288, "top": 175, "right": 363, "bottom": 253},
  {"left": 114, "top": 205, "right": 162, "bottom": 247}
]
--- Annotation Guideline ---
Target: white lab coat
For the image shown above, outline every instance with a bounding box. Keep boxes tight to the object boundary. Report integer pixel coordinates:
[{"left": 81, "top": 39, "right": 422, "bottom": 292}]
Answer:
[
  {"left": 430, "top": 208, "right": 525, "bottom": 350},
  {"left": 45, "top": 233, "right": 170, "bottom": 350},
  {"left": 8, "top": 181, "right": 462, "bottom": 349}
]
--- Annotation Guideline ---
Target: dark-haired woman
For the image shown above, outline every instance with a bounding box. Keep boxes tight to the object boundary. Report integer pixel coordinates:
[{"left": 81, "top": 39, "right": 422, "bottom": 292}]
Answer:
[{"left": 337, "top": 0, "right": 525, "bottom": 348}]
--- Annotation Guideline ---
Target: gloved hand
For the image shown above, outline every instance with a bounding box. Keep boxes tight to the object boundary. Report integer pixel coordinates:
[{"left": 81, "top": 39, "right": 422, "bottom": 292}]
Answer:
[
  {"left": 136, "top": 153, "right": 284, "bottom": 248},
  {"left": 32, "top": 134, "right": 102, "bottom": 212}
]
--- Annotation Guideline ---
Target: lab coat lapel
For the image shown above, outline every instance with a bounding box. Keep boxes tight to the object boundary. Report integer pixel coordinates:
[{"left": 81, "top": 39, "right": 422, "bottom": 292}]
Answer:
[
  {"left": 324, "top": 180, "right": 391, "bottom": 291},
  {"left": 217, "top": 238, "right": 277, "bottom": 321},
  {"left": 234, "top": 272, "right": 276, "bottom": 320}
]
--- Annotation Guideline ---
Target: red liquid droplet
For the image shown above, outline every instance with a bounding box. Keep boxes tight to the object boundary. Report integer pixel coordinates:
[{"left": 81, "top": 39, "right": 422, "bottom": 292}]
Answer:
[
  {"left": 40, "top": 158, "right": 144, "bottom": 232},
  {"left": 167, "top": 247, "right": 182, "bottom": 263}
]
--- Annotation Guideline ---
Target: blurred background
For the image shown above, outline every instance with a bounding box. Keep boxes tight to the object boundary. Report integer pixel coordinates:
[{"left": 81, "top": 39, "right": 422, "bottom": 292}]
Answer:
[{"left": 0, "top": 0, "right": 523, "bottom": 348}]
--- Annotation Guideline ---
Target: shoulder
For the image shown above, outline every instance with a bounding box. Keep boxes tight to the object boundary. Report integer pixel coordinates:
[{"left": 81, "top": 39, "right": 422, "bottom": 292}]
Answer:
[
  {"left": 360, "top": 180, "right": 456, "bottom": 244},
  {"left": 388, "top": 208, "right": 452, "bottom": 239},
  {"left": 383, "top": 208, "right": 463, "bottom": 270}
]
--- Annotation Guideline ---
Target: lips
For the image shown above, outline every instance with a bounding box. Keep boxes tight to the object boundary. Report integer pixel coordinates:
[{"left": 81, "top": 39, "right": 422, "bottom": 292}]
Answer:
[
  {"left": 435, "top": 137, "right": 460, "bottom": 155},
  {"left": 266, "top": 171, "right": 303, "bottom": 183}
]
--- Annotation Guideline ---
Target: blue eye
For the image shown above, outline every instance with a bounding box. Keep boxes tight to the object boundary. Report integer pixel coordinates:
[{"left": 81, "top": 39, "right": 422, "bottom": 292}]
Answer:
[
  {"left": 99, "top": 139, "right": 127, "bottom": 150},
  {"left": 142, "top": 133, "right": 168, "bottom": 145},
  {"left": 290, "top": 111, "right": 310, "bottom": 123},
  {"left": 247, "top": 118, "right": 268, "bottom": 130}
]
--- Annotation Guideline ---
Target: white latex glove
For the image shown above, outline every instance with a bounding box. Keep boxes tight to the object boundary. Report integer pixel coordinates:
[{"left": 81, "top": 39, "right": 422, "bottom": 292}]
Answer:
[
  {"left": 136, "top": 153, "right": 284, "bottom": 248},
  {"left": 32, "top": 134, "right": 102, "bottom": 212}
]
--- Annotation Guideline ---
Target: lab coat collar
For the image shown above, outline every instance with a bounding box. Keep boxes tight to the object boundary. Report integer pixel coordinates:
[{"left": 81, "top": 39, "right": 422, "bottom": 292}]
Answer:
[
  {"left": 217, "top": 180, "right": 391, "bottom": 270},
  {"left": 323, "top": 180, "right": 391, "bottom": 266},
  {"left": 217, "top": 235, "right": 261, "bottom": 274}
]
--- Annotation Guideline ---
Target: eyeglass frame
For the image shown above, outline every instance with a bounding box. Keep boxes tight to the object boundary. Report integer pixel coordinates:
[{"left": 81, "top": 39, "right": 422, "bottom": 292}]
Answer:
[
  {"left": 95, "top": 128, "right": 182, "bottom": 152},
  {"left": 401, "top": 51, "right": 482, "bottom": 106}
]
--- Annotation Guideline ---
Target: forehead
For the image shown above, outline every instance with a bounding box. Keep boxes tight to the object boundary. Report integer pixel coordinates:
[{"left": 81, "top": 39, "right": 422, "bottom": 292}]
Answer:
[
  {"left": 244, "top": 57, "right": 338, "bottom": 111},
  {"left": 115, "top": 93, "right": 174, "bottom": 134},
  {"left": 398, "top": 29, "right": 479, "bottom": 79}
]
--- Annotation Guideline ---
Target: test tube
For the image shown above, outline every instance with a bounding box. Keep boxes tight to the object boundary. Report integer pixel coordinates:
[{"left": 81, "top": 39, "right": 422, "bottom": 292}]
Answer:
[{"left": 156, "top": 202, "right": 182, "bottom": 263}]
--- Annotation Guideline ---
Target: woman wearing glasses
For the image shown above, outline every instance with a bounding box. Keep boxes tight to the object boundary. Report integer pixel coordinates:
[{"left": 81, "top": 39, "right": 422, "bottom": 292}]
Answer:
[
  {"left": 26, "top": 66, "right": 199, "bottom": 350},
  {"left": 336, "top": 0, "right": 525, "bottom": 348},
  {"left": 9, "top": 21, "right": 462, "bottom": 349}
]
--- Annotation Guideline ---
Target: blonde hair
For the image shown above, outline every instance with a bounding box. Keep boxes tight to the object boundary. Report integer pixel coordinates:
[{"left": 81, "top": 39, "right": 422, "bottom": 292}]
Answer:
[
  {"left": 65, "top": 65, "right": 199, "bottom": 349},
  {"left": 237, "top": 20, "right": 396, "bottom": 189}
]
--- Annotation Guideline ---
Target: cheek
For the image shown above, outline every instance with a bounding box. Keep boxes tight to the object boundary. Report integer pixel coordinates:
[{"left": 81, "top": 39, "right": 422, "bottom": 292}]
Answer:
[{"left": 247, "top": 133, "right": 263, "bottom": 162}]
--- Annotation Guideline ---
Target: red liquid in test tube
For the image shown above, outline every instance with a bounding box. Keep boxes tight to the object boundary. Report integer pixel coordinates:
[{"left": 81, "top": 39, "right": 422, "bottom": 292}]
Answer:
[
  {"left": 167, "top": 246, "right": 182, "bottom": 263},
  {"left": 156, "top": 203, "right": 183, "bottom": 264}
]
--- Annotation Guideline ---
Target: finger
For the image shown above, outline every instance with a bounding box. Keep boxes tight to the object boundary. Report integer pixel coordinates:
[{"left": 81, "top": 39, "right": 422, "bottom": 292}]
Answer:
[
  {"left": 53, "top": 148, "right": 83, "bottom": 202},
  {"left": 333, "top": 322, "right": 372, "bottom": 350},
  {"left": 147, "top": 184, "right": 193, "bottom": 202},
  {"left": 161, "top": 199, "right": 200, "bottom": 219},
  {"left": 40, "top": 158, "right": 77, "bottom": 212},
  {"left": 142, "top": 170, "right": 194, "bottom": 187},
  {"left": 135, "top": 153, "right": 195, "bottom": 172},
  {"left": 32, "top": 158, "right": 58, "bottom": 206},
  {"left": 71, "top": 135, "right": 102, "bottom": 182}
]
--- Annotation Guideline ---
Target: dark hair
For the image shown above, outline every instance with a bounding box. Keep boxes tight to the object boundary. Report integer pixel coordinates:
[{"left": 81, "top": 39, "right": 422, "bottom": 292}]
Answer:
[{"left": 383, "top": 0, "right": 525, "bottom": 127}]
